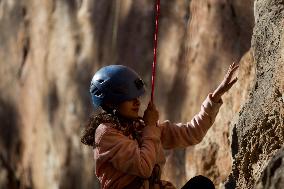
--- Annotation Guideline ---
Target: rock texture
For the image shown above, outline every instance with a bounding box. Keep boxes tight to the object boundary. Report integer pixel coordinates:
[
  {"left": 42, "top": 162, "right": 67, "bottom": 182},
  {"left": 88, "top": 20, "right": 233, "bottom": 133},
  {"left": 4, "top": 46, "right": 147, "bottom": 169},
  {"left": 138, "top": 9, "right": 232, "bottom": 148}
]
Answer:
[
  {"left": 255, "top": 147, "right": 284, "bottom": 189},
  {"left": 226, "top": 0, "right": 284, "bottom": 188}
]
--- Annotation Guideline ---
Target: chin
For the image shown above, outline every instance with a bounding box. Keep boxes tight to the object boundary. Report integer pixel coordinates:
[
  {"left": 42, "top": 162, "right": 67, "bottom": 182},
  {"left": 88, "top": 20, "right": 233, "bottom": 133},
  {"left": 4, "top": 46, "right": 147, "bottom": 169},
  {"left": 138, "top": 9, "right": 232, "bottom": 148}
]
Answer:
[
  {"left": 130, "top": 114, "right": 139, "bottom": 119},
  {"left": 131, "top": 115, "right": 139, "bottom": 119}
]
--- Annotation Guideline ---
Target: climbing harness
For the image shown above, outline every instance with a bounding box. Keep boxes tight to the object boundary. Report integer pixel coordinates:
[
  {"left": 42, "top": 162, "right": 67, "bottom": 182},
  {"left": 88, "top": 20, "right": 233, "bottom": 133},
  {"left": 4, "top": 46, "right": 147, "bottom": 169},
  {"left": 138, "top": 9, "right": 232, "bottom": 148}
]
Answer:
[{"left": 151, "top": 0, "right": 160, "bottom": 102}]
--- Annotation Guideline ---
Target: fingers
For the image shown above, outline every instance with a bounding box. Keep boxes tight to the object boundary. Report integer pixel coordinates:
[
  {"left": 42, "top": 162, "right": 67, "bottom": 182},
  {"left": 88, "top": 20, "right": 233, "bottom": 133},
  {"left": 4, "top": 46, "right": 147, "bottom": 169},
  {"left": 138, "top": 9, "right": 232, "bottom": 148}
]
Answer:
[
  {"left": 222, "top": 77, "right": 237, "bottom": 92},
  {"left": 215, "top": 63, "right": 239, "bottom": 97},
  {"left": 225, "top": 62, "right": 239, "bottom": 81},
  {"left": 231, "top": 63, "right": 239, "bottom": 73},
  {"left": 229, "top": 62, "right": 239, "bottom": 73},
  {"left": 144, "top": 101, "right": 159, "bottom": 126}
]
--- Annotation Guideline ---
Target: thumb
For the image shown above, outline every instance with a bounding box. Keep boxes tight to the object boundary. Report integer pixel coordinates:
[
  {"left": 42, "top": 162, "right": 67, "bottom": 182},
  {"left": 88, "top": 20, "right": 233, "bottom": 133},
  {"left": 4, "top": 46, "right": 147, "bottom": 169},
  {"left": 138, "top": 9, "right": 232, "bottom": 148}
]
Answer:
[
  {"left": 148, "top": 101, "right": 153, "bottom": 109},
  {"left": 228, "top": 77, "right": 238, "bottom": 88}
]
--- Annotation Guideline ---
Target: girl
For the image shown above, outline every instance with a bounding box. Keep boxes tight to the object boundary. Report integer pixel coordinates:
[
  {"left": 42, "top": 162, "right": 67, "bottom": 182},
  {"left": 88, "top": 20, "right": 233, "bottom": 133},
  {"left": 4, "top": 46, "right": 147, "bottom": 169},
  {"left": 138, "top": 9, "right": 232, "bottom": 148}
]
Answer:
[{"left": 81, "top": 63, "right": 239, "bottom": 189}]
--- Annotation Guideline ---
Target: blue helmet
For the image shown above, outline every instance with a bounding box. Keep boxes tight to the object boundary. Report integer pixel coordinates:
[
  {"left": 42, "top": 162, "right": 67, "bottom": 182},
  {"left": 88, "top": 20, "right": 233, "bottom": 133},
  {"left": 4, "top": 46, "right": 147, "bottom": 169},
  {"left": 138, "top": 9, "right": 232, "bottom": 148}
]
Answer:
[{"left": 90, "top": 65, "right": 146, "bottom": 110}]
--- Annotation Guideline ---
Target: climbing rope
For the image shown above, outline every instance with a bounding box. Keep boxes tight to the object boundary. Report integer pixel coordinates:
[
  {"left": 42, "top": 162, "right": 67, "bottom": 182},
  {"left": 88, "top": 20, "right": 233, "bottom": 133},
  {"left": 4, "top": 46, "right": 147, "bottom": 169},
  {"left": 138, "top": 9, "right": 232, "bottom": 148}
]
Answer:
[{"left": 151, "top": 0, "right": 160, "bottom": 102}]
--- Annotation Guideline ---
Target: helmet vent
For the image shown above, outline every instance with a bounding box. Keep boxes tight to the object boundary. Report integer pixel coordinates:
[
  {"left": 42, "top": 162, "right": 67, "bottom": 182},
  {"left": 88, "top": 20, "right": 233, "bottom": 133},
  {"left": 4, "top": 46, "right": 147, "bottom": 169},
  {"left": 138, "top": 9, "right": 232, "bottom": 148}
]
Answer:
[
  {"left": 94, "top": 90, "right": 103, "bottom": 97},
  {"left": 97, "top": 79, "right": 104, "bottom": 83},
  {"left": 90, "top": 86, "right": 96, "bottom": 94},
  {"left": 91, "top": 86, "right": 103, "bottom": 97},
  {"left": 135, "top": 79, "right": 144, "bottom": 90}
]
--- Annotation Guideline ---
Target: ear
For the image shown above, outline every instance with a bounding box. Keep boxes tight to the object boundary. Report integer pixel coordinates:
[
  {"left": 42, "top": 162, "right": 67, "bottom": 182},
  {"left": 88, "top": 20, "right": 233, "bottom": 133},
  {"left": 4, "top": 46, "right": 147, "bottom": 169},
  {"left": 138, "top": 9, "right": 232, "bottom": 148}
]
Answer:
[{"left": 104, "top": 102, "right": 114, "bottom": 109}]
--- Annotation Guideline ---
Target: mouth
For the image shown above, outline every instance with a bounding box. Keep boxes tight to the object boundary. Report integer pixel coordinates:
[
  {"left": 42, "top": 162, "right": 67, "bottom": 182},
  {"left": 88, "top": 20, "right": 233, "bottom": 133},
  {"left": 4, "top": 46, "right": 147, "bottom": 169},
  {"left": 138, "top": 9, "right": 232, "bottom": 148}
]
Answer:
[{"left": 132, "top": 108, "right": 139, "bottom": 113}]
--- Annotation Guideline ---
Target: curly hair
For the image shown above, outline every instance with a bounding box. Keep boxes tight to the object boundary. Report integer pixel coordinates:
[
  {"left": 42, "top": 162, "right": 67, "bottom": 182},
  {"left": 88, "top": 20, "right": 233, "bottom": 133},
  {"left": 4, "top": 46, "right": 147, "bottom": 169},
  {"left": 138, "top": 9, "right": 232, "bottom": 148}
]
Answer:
[
  {"left": 80, "top": 112, "right": 119, "bottom": 147},
  {"left": 81, "top": 110, "right": 145, "bottom": 148}
]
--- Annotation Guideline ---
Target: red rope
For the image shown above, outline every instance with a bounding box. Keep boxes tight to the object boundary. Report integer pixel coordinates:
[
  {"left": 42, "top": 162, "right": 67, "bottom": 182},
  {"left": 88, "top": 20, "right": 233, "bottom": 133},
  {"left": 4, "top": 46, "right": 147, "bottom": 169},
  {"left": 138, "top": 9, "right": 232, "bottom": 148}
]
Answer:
[{"left": 151, "top": 0, "right": 160, "bottom": 102}]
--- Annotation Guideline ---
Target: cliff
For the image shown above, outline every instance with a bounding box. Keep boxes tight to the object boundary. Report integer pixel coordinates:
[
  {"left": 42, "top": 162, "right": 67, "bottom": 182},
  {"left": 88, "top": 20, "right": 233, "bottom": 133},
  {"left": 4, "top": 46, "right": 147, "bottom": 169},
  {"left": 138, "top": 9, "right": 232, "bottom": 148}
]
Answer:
[{"left": 226, "top": 0, "right": 284, "bottom": 188}]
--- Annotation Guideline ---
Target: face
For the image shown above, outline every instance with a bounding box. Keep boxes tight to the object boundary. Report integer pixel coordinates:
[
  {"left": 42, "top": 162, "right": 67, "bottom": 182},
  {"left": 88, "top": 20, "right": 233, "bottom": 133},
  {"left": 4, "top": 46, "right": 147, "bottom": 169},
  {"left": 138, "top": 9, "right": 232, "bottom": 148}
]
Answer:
[{"left": 117, "top": 98, "right": 141, "bottom": 119}]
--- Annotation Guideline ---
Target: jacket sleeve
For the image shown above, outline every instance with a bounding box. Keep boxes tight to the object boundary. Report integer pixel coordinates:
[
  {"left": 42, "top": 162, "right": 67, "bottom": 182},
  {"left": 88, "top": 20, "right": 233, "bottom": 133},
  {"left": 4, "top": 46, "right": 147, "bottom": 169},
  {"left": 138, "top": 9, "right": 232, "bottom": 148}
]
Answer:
[
  {"left": 160, "top": 93, "right": 223, "bottom": 149},
  {"left": 95, "top": 123, "right": 161, "bottom": 178}
]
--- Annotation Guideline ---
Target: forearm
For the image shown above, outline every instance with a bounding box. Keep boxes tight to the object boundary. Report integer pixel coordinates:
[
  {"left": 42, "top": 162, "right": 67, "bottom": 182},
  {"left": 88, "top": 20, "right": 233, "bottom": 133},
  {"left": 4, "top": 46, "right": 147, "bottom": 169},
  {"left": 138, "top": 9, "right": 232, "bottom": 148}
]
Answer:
[{"left": 160, "top": 93, "right": 223, "bottom": 149}]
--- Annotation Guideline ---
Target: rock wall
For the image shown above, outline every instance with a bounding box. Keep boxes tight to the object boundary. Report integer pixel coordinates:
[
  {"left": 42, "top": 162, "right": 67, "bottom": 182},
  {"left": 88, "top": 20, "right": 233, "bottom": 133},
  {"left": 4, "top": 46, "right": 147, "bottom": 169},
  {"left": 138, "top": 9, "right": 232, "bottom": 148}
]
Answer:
[
  {"left": 0, "top": 0, "right": 265, "bottom": 189},
  {"left": 226, "top": 0, "right": 284, "bottom": 188}
]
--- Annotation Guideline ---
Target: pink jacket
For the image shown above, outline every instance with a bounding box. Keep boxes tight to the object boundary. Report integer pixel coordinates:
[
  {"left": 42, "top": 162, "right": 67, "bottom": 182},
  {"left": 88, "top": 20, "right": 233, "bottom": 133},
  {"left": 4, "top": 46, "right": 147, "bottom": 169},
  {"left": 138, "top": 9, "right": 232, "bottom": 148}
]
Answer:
[{"left": 94, "top": 94, "right": 223, "bottom": 189}]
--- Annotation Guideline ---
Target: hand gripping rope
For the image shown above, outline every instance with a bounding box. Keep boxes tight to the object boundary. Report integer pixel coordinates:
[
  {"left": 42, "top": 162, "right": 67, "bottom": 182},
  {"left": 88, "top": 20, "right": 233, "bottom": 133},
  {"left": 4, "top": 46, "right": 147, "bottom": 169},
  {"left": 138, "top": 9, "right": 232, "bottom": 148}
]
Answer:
[{"left": 151, "top": 0, "right": 160, "bottom": 102}]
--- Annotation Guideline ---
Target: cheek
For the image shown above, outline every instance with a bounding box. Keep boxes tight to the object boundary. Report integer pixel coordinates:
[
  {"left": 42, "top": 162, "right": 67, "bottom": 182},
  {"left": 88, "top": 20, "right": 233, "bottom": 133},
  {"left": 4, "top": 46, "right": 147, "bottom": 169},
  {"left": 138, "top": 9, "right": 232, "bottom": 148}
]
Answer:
[
  {"left": 118, "top": 102, "right": 132, "bottom": 113},
  {"left": 119, "top": 106, "right": 127, "bottom": 113}
]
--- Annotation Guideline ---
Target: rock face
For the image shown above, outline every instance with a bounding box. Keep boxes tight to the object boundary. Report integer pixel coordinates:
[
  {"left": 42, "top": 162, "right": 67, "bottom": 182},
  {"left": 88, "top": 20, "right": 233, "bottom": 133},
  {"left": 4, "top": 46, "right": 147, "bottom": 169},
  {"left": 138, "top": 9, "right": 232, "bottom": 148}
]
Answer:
[{"left": 226, "top": 0, "right": 284, "bottom": 188}]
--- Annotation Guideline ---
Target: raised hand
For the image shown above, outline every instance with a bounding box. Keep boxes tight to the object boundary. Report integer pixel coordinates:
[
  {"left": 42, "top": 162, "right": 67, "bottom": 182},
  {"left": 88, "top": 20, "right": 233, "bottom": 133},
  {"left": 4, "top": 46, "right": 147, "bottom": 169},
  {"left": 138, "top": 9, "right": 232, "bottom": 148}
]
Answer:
[{"left": 212, "top": 62, "right": 239, "bottom": 102}]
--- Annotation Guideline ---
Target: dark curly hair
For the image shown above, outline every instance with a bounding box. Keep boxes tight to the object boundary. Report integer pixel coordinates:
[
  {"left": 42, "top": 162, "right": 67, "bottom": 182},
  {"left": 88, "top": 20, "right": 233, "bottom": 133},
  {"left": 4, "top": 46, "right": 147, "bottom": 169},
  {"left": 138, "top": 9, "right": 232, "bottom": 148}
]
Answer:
[{"left": 80, "top": 111, "right": 120, "bottom": 147}]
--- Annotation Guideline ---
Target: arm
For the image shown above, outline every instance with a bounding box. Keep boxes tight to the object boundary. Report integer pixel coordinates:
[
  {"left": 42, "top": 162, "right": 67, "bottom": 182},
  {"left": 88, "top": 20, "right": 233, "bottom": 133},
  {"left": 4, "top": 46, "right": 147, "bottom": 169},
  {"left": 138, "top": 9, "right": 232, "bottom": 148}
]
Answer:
[
  {"left": 160, "top": 93, "right": 223, "bottom": 149},
  {"left": 95, "top": 123, "right": 161, "bottom": 178},
  {"left": 160, "top": 62, "right": 239, "bottom": 149}
]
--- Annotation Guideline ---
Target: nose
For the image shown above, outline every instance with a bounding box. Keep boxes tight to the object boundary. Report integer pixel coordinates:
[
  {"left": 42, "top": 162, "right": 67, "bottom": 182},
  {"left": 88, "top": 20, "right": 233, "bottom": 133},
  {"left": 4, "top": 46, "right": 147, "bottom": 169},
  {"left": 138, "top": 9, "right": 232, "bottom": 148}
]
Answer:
[{"left": 133, "top": 98, "right": 140, "bottom": 107}]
